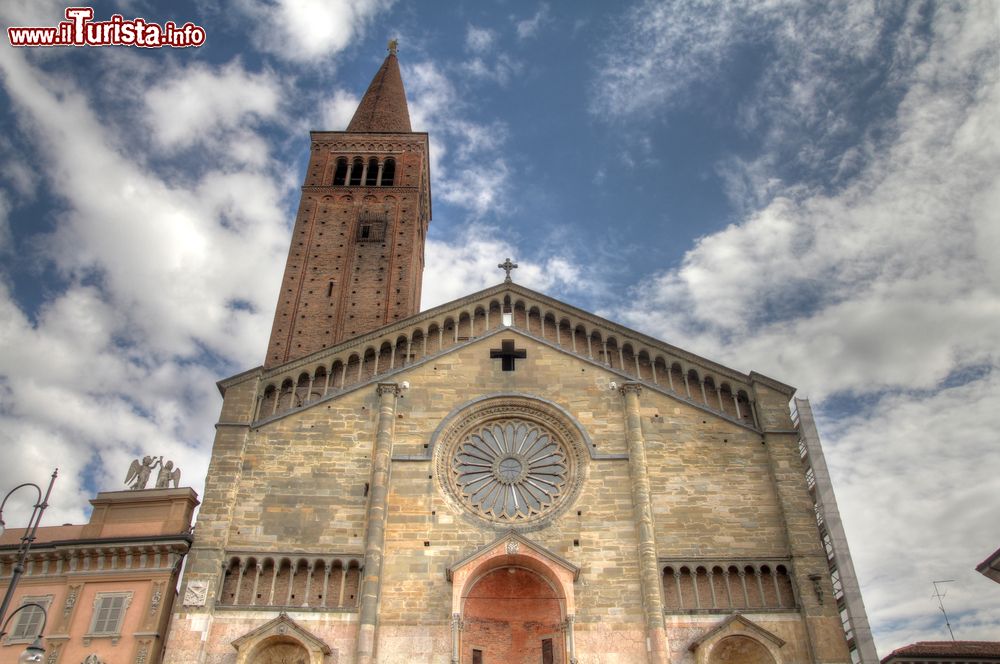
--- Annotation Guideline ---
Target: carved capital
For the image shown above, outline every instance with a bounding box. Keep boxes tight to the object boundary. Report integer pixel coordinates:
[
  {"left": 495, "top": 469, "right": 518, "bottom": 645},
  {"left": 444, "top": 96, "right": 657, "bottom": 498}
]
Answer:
[
  {"left": 376, "top": 383, "right": 401, "bottom": 397},
  {"left": 620, "top": 383, "right": 642, "bottom": 396}
]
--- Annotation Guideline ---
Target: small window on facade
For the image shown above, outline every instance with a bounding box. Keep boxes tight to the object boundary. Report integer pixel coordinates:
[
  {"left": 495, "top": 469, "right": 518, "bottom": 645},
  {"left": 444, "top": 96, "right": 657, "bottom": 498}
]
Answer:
[
  {"left": 381, "top": 159, "right": 395, "bottom": 186},
  {"left": 9, "top": 597, "right": 51, "bottom": 641},
  {"left": 360, "top": 225, "right": 371, "bottom": 239},
  {"left": 472, "top": 649, "right": 483, "bottom": 664},
  {"left": 89, "top": 592, "right": 132, "bottom": 636},
  {"left": 365, "top": 157, "right": 379, "bottom": 186},
  {"left": 333, "top": 158, "right": 348, "bottom": 185},
  {"left": 541, "top": 638, "right": 554, "bottom": 664},
  {"left": 350, "top": 158, "right": 364, "bottom": 186}
]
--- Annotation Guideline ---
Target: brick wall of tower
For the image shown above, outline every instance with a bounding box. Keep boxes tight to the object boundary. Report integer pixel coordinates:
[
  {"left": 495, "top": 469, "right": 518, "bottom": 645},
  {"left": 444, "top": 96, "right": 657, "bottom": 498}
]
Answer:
[{"left": 265, "top": 132, "right": 430, "bottom": 368}]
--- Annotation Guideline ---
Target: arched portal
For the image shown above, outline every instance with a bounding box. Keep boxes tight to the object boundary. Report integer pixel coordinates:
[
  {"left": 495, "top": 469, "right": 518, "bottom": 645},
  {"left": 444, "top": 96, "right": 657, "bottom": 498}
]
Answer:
[
  {"left": 250, "top": 640, "right": 309, "bottom": 664},
  {"left": 710, "top": 635, "right": 777, "bottom": 664},
  {"left": 463, "top": 566, "right": 565, "bottom": 664},
  {"left": 449, "top": 533, "right": 578, "bottom": 664}
]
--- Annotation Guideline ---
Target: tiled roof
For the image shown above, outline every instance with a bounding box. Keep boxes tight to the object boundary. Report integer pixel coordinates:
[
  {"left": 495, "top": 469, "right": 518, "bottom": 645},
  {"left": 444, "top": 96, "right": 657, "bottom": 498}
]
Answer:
[
  {"left": 347, "top": 51, "right": 412, "bottom": 133},
  {"left": 883, "top": 641, "right": 1000, "bottom": 661}
]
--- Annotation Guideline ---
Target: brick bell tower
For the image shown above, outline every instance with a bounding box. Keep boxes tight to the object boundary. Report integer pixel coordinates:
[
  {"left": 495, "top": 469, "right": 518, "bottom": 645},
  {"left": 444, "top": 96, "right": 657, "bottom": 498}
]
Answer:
[{"left": 265, "top": 41, "right": 430, "bottom": 368}]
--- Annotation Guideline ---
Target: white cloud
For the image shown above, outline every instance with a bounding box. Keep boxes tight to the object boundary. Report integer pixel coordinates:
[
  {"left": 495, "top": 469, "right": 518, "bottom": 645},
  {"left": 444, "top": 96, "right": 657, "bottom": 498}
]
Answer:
[
  {"left": 0, "top": 191, "right": 11, "bottom": 251},
  {"left": 144, "top": 61, "right": 283, "bottom": 154},
  {"left": 319, "top": 88, "right": 360, "bottom": 130},
  {"left": 459, "top": 54, "right": 521, "bottom": 86},
  {"left": 614, "top": 2, "right": 1000, "bottom": 399},
  {"left": 818, "top": 372, "right": 1000, "bottom": 649},
  {"left": 515, "top": 4, "right": 549, "bottom": 40},
  {"left": 232, "top": 0, "right": 395, "bottom": 64},
  {"left": 465, "top": 25, "right": 496, "bottom": 52},
  {"left": 0, "top": 46, "right": 290, "bottom": 527},
  {"left": 406, "top": 60, "right": 512, "bottom": 218},
  {"left": 0, "top": 0, "right": 64, "bottom": 28},
  {"left": 423, "top": 225, "right": 581, "bottom": 309}
]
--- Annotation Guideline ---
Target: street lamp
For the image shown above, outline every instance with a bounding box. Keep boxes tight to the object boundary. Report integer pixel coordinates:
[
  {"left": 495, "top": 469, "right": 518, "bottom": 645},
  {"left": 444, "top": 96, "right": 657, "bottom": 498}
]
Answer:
[
  {"left": 0, "top": 469, "right": 58, "bottom": 633},
  {"left": 0, "top": 602, "right": 48, "bottom": 663}
]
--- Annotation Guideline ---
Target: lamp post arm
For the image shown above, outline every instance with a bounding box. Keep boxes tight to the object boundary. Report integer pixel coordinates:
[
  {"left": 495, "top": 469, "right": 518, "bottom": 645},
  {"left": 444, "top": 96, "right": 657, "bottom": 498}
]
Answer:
[
  {"left": 0, "top": 484, "right": 43, "bottom": 522},
  {"left": 0, "top": 470, "right": 57, "bottom": 632},
  {"left": 22, "top": 471, "right": 58, "bottom": 547},
  {"left": 0, "top": 601, "right": 48, "bottom": 640}
]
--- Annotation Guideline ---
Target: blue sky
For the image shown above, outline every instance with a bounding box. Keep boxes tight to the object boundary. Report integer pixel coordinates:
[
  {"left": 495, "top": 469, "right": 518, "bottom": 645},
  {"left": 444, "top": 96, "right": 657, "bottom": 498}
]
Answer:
[{"left": 1, "top": 0, "right": 998, "bottom": 655}]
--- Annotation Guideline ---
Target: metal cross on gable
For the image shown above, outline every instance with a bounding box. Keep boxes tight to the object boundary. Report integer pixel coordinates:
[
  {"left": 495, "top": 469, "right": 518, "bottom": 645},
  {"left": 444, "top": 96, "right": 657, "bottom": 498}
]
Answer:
[
  {"left": 498, "top": 257, "right": 518, "bottom": 282},
  {"left": 490, "top": 339, "right": 526, "bottom": 371}
]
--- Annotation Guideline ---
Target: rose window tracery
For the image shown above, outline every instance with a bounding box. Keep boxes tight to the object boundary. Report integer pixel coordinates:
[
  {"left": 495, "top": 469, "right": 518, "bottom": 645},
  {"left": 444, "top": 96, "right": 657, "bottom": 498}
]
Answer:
[{"left": 452, "top": 420, "right": 568, "bottom": 520}]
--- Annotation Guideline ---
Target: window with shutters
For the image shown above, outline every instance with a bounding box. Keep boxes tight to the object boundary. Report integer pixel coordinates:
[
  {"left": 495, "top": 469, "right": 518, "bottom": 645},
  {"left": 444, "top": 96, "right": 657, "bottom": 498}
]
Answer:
[
  {"left": 87, "top": 592, "right": 132, "bottom": 639},
  {"left": 6, "top": 596, "right": 51, "bottom": 643},
  {"left": 541, "top": 638, "right": 554, "bottom": 664}
]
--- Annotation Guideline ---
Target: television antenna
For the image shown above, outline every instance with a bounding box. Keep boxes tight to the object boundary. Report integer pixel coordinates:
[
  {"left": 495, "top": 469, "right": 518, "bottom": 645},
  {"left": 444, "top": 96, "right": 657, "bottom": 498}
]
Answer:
[{"left": 931, "top": 580, "right": 956, "bottom": 641}]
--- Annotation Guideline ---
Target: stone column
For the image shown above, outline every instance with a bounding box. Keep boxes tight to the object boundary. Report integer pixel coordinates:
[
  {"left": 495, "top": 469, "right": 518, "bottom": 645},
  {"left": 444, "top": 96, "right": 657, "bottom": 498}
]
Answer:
[
  {"left": 450, "top": 612, "right": 462, "bottom": 664},
  {"left": 620, "top": 383, "right": 669, "bottom": 664},
  {"left": 565, "top": 615, "right": 578, "bottom": 664},
  {"left": 356, "top": 383, "right": 401, "bottom": 664}
]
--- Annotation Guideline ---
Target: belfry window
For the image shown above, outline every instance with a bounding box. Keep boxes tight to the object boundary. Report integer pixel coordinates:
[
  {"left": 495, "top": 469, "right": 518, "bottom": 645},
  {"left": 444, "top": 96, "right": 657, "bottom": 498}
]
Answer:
[
  {"left": 333, "top": 158, "right": 348, "bottom": 185},
  {"left": 381, "top": 158, "right": 395, "bottom": 186},
  {"left": 350, "top": 158, "right": 364, "bottom": 185},
  {"left": 365, "top": 157, "right": 379, "bottom": 186}
]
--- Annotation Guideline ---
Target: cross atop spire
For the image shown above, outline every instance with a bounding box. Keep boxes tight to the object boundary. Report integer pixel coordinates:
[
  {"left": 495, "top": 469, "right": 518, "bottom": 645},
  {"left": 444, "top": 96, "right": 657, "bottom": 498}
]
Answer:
[
  {"left": 346, "top": 41, "right": 411, "bottom": 133},
  {"left": 498, "top": 257, "right": 518, "bottom": 282}
]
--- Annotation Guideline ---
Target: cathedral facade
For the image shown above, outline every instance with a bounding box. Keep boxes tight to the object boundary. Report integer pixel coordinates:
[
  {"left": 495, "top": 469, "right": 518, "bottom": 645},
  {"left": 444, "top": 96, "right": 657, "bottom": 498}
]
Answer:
[{"left": 163, "top": 46, "right": 875, "bottom": 664}]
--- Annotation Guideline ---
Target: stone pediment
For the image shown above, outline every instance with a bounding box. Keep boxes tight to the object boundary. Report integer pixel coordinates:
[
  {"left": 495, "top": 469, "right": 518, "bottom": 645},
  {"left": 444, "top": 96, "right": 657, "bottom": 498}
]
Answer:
[
  {"left": 446, "top": 530, "right": 580, "bottom": 583},
  {"left": 231, "top": 613, "right": 331, "bottom": 664},
  {"left": 236, "top": 282, "right": 789, "bottom": 429},
  {"left": 688, "top": 614, "right": 786, "bottom": 664},
  {"left": 447, "top": 530, "right": 580, "bottom": 618}
]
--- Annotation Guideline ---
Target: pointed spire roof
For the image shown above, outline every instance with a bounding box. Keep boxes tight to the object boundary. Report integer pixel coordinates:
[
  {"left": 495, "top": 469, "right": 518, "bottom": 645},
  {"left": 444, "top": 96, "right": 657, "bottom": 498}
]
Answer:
[{"left": 347, "top": 41, "right": 412, "bottom": 133}]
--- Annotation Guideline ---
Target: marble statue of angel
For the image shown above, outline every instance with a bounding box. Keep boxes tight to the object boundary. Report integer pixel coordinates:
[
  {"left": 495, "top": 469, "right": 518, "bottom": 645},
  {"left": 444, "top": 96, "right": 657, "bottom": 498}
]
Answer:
[
  {"left": 155, "top": 459, "right": 182, "bottom": 489},
  {"left": 125, "top": 455, "right": 162, "bottom": 490}
]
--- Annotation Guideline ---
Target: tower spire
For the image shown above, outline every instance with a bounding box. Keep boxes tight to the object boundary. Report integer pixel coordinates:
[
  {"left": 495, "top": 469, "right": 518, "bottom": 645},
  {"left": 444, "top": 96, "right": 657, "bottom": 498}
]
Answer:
[{"left": 347, "top": 40, "right": 412, "bottom": 133}]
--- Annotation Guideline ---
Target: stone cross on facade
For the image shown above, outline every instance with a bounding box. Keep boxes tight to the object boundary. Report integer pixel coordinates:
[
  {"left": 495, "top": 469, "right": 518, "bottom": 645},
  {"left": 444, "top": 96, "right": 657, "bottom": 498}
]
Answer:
[
  {"left": 490, "top": 339, "right": 527, "bottom": 371},
  {"left": 498, "top": 257, "right": 518, "bottom": 282}
]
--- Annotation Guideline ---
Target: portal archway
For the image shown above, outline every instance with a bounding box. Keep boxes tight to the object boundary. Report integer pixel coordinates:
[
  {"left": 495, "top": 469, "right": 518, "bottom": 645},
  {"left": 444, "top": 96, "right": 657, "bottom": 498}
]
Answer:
[
  {"left": 250, "top": 640, "right": 309, "bottom": 664},
  {"left": 463, "top": 566, "right": 564, "bottom": 664},
  {"left": 710, "top": 635, "right": 776, "bottom": 664},
  {"left": 231, "top": 613, "right": 332, "bottom": 664},
  {"left": 449, "top": 532, "right": 579, "bottom": 664}
]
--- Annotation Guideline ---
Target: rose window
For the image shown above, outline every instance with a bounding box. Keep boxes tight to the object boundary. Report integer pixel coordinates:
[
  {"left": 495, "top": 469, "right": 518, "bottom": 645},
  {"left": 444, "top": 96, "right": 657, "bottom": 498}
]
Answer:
[{"left": 452, "top": 420, "right": 568, "bottom": 520}]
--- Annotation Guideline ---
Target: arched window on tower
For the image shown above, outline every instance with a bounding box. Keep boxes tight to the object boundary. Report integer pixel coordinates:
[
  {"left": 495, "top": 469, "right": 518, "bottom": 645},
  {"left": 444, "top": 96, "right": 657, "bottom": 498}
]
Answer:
[
  {"left": 350, "top": 158, "right": 364, "bottom": 186},
  {"left": 380, "top": 158, "right": 395, "bottom": 186},
  {"left": 333, "top": 157, "right": 348, "bottom": 185},
  {"left": 365, "top": 157, "right": 379, "bottom": 186}
]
